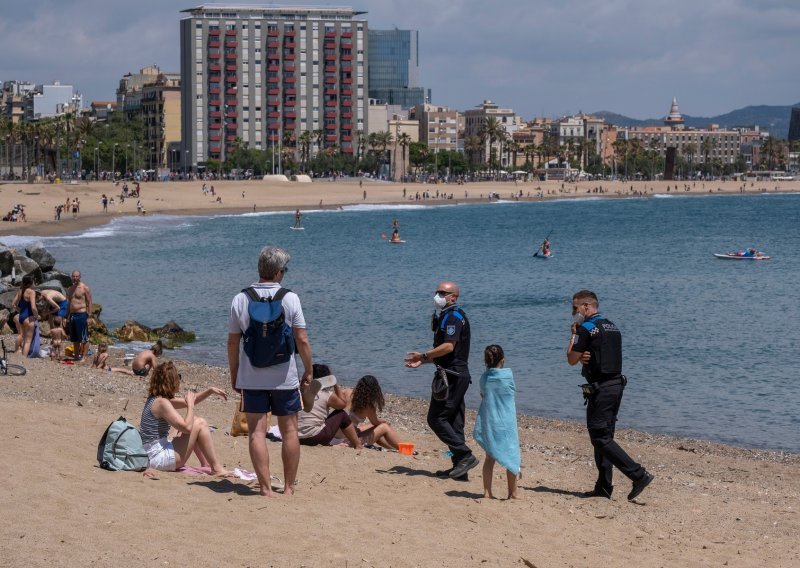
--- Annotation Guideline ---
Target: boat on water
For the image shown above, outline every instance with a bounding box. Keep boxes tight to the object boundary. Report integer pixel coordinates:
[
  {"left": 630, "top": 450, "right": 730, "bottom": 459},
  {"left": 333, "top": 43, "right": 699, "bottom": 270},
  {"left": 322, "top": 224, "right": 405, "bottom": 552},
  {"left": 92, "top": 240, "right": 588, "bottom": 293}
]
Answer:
[{"left": 714, "top": 250, "right": 770, "bottom": 260}]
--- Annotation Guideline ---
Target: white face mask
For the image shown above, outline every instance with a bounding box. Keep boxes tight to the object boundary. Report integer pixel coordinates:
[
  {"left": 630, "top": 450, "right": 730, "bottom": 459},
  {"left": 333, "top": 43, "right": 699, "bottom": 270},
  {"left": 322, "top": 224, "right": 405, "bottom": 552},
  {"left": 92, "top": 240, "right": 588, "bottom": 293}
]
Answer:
[
  {"left": 433, "top": 294, "right": 448, "bottom": 310},
  {"left": 572, "top": 312, "right": 585, "bottom": 325}
]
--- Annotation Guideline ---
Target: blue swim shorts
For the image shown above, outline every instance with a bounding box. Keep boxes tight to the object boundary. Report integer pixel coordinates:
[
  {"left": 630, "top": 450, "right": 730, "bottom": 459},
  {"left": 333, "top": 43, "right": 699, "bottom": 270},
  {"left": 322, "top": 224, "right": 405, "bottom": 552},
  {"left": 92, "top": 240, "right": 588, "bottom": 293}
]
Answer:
[
  {"left": 57, "top": 299, "right": 68, "bottom": 319},
  {"left": 68, "top": 312, "right": 89, "bottom": 344},
  {"left": 241, "top": 388, "right": 301, "bottom": 416}
]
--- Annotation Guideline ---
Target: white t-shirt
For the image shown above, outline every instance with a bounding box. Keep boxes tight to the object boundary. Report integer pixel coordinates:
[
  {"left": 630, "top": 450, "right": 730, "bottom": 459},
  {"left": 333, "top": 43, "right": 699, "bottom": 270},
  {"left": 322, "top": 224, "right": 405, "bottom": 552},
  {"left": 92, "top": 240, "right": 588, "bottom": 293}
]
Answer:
[{"left": 228, "top": 282, "right": 306, "bottom": 390}]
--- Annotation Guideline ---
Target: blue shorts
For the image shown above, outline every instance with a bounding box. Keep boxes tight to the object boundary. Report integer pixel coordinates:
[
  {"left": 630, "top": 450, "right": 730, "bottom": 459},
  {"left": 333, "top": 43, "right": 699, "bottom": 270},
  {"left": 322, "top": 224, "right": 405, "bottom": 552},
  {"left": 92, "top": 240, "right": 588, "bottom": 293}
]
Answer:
[
  {"left": 68, "top": 312, "right": 89, "bottom": 343},
  {"left": 57, "top": 300, "right": 68, "bottom": 319},
  {"left": 241, "top": 388, "right": 301, "bottom": 416}
]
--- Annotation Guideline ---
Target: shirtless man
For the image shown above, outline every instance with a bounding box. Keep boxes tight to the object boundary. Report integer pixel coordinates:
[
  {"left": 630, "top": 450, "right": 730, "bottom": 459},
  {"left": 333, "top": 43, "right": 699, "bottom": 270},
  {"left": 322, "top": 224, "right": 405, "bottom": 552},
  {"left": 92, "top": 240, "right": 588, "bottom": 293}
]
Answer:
[
  {"left": 66, "top": 270, "right": 92, "bottom": 360},
  {"left": 40, "top": 288, "right": 68, "bottom": 323},
  {"left": 132, "top": 340, "right": 163, "bottom": 378}
]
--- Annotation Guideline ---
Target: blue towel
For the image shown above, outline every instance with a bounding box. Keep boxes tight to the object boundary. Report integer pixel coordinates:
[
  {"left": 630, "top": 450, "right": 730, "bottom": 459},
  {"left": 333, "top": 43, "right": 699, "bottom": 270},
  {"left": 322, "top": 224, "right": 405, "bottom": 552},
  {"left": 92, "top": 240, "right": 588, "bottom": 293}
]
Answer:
[
  {"left": 473, "top": 368, "right": 520, "bottom": 475},
  {"left": 28, "top": 321, "right": 41, "bottom": 358}
]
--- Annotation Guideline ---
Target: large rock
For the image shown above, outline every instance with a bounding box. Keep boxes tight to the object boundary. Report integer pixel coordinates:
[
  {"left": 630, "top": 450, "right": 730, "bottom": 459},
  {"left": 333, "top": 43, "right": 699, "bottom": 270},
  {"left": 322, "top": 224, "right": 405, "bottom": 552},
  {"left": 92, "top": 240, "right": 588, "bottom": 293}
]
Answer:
[
  {"left": 0, "top": 290, "right": 18, "bottom": 311},
  {"left": 0, "top": 246, "right": 13, "bottom": 276},
  {"left": 113, "top": 320, "right": 158, "bottom": 343},
  {"left": 155, "top": 320, "right": 196, "bottom": 348},
  {"left": 42, "top": 270, "right": 72, "bottom": 288},
  {"left": 25, "top": 242, "right": 56, "bottom": 272},
  {"left": 13, "top": 256, "right": 43, "bottom": 284}
]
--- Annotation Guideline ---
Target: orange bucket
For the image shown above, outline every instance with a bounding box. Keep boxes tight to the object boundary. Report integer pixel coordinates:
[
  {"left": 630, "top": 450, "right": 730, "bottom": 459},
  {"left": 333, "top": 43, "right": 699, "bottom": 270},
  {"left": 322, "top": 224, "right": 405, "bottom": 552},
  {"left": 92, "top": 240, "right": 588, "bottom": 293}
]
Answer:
[{"left": 398, "top": 443, "right": 415, "bottom": 455}]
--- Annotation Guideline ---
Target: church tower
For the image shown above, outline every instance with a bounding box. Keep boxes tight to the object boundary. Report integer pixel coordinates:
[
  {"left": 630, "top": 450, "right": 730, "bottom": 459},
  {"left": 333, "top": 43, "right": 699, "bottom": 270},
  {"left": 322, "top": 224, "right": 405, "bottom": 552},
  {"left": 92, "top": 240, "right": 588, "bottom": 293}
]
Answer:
[{"left": 664, "top": 96, "right": 685, "bottom": 128}]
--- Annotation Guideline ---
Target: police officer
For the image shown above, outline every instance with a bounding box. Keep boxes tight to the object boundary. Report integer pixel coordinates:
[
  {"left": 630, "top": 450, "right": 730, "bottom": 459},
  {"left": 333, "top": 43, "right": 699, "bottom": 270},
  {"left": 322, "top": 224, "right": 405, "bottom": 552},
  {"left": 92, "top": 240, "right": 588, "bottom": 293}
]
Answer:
[
  {"left": 405, "top": 281, "right": 478, "bottom": 480},
  {"left": 567, "top": 290, "right": 654, "bottom": 501}
]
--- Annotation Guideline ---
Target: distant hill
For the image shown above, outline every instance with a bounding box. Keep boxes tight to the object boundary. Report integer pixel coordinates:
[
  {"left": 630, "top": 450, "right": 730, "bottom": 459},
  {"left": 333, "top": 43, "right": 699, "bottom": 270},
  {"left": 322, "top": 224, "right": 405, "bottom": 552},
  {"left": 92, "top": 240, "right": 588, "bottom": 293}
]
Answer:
[{"left": 594, "top": 103, "right": 799, "bottom": 140}]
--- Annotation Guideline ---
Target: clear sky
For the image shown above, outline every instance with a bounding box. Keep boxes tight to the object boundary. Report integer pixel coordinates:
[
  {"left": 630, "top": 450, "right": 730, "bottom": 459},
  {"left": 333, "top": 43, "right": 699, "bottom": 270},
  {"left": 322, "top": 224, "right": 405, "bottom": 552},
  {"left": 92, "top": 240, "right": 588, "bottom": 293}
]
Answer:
[{"left": 1, "top": 0, "right": 798, "bottom": 119}]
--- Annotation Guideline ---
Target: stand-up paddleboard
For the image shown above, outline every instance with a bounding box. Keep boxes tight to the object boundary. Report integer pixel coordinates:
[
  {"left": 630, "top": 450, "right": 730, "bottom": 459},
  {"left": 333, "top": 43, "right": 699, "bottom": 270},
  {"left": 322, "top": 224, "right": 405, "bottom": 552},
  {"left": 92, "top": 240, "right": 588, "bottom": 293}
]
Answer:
[
  {"left": 389, "top": 240, "right": 406, "bottom": 244},
  {"left": 290, "top": 227, "right": 305, "bottom": 230},
  {"left": 534, "top": 253, "right": 554, "bottom": 259},
  {"left": 714, "top": 253, "right": 770, "bottom": 260}
]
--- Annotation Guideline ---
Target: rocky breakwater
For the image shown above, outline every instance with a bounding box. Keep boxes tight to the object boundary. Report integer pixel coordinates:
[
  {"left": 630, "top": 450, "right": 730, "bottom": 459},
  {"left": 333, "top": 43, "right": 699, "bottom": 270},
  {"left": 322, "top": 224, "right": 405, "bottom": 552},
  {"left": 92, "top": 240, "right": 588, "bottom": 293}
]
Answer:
[{"left": 112, "top": 320, "right": 196, "bottom": 349}]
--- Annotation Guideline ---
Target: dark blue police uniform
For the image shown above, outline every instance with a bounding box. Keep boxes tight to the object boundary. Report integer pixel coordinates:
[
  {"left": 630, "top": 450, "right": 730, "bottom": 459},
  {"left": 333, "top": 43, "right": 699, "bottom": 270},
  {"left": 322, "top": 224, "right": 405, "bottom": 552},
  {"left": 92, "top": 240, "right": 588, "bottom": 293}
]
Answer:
[
  {"left": 572, "top": 314, "right": 646, "bottom": 496},
  {"left": 428, "top": 305, "right": 473, "bottom": 464}
]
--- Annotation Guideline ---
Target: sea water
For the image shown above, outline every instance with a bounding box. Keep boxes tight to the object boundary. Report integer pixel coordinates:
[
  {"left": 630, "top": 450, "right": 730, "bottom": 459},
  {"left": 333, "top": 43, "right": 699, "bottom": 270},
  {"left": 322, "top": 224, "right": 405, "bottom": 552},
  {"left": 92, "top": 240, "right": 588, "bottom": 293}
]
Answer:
[{"left": 10, "top": 192, "right": 799, "bottom": 452}]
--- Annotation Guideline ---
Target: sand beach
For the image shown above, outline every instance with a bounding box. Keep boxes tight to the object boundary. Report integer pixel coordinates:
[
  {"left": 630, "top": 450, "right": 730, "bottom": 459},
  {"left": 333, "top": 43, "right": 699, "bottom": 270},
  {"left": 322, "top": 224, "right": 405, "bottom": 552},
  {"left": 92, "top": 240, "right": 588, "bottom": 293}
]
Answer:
[
  {"left": 1, "top": 176, "right": 799, "bottom": 238},
  {"left": 1, "top": 177, "right": 799, "bottom": 566}
]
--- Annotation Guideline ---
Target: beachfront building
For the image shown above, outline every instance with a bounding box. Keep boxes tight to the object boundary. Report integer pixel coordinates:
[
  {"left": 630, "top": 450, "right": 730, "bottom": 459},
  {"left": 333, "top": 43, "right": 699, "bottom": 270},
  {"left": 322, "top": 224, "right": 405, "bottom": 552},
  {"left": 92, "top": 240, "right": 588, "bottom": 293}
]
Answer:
[
  {"left": 87, "top": 101, "right": 117, "bottom": 123},
  {"left": 22, "top": 82, "right": 82, "bottom": 122},
  {"left": 1, "top": 81, "right": 36, "bottom": 124},
  {"left": 117, "top": 66, "right": 182, "bottom": 170},
  {"left": 511, "top": 118, "right": 550, "bottom": 169},
  {"left": 410, "top": 103, "right": 460, "bottom": 153},
  {"left": 463, "top": 100, "right": 522, "bottom": 168},
  {"left": 179, "top": 4, "right": 368, "bottom": 172},
  {"left": 789, "top": 106, "right": 800, "bottom": 143},
  {"left": 367, "top": 29, "right": 428, "bottom": 109}
]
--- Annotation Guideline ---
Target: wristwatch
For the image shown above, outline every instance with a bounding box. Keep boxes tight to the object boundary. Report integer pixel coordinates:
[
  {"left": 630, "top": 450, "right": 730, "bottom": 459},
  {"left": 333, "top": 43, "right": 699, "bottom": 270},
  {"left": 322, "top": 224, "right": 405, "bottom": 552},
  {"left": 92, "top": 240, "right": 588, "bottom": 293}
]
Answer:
[{"left": 421, "top": 352, "right": 429, "bottom": 361}]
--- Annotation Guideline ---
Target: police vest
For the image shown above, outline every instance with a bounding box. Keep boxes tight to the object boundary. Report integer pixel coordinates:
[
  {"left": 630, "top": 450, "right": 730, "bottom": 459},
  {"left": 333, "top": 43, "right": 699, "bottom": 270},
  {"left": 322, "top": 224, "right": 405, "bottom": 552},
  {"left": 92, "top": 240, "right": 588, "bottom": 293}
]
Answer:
[
  {"left": 433, "top": 306, "right": 471, "bottom": 372},
  {"left": 580, "top": 314, "right": 622, "bottom": 379}
]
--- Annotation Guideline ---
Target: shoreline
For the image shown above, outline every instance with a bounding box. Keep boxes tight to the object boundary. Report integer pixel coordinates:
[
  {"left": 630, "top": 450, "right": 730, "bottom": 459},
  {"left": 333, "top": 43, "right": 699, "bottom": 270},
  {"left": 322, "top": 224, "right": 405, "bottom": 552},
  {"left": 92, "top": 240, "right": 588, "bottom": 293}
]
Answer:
[
  {"left": 2, "top": 350, "right": 799, "bottom": 566},
  {"left": 1, "top": 178, "right": 798, "bottom": 239}
]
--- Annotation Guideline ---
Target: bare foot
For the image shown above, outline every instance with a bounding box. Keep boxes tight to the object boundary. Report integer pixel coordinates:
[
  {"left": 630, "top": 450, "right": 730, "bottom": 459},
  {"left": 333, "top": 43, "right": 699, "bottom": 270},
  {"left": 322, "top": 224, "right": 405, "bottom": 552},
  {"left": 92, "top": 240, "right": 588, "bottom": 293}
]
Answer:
[
  {"left": 258, "top": 488, "right": 275, "bottom": 497},
  {"left": 212, "top": 469, "right": 234, "bottom": 478},
  {"left": 508, "top": 493, "right": 522, "bottom": 500},
  {"left": 283, "top": 485, "right": 296, "bottom": 496},
  {"left": 483, "top": 492, "right": 495, "bottom": 499}
]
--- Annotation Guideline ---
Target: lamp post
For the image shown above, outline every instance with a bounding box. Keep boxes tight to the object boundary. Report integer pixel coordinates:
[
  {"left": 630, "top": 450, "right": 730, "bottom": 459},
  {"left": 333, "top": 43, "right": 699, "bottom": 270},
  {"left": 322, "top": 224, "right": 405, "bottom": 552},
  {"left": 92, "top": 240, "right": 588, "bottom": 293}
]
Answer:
[
  {"left": 94, "top": 147, "right": 99, "bottom": 181},
  {"left": 4, "top": 134, "right": 9, "bottom": 179},
  {"left": 184, "top": 150, "right": 189, "bottom": 176},
  {"left": 34, "top": 135, "right": 39, "bottom": 179},
  {"left": 149, "top": 146, "right": 154, "bottom": 179},
  {"left": 111, "top": 143, "right": 118, "bottom": 181},
  {"left": 125, "top": 144, "right": 130, "bottom": 179}
]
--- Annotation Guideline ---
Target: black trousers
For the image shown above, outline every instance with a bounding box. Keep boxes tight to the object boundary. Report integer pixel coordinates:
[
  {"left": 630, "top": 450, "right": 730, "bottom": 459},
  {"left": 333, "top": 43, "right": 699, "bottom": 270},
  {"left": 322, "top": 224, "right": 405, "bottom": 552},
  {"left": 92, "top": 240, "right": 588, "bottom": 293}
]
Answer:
[
  {"left": 586, "top": 381, "right": 645, "bottom": 490},
  {"left": 427, "top": 372, "right": 473, "bottom": 462}
]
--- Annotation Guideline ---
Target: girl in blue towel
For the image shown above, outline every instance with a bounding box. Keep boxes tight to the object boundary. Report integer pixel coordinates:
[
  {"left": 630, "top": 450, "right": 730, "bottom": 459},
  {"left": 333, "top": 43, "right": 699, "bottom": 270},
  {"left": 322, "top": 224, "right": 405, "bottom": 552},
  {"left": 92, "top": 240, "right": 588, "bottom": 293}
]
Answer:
[{"left": 474, "top": 344, "right": 521, "bottom": 499}]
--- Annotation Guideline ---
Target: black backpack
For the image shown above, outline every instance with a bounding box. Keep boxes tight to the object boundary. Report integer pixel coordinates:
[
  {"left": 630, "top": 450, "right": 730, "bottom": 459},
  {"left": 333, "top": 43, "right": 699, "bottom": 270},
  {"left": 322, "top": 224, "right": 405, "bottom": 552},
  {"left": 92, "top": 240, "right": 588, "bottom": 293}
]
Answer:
[{"left": 241, "top": 287, "right": 295, "bottom": 368}]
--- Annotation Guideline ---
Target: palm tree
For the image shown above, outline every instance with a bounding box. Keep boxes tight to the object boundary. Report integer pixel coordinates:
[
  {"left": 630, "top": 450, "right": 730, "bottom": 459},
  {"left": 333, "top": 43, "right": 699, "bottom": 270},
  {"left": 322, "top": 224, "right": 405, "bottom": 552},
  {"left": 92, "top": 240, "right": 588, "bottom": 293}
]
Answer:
[
  {"left": 700, "top": 136, "right": 714, "bottom": 175},
  {"left": 684, "top": 142, "right": 697, "bottom": 177},
  {"left": 464, "top": 135, "right": 482, "bottom": 169},
  {"left": 648, "top": 137, "right": 661, "bottom": 179},
  {"left": 375, "top": 130, "right": 393, "bottom": 177},
  {"left": 478, "top": 116, "right": 503, "bottom": 171},
  {"left": 398, "top": 132, "right": 411, "bottom": 179},
  {"left": 298, "top": 131, "right": 312, "bottom": 172}
]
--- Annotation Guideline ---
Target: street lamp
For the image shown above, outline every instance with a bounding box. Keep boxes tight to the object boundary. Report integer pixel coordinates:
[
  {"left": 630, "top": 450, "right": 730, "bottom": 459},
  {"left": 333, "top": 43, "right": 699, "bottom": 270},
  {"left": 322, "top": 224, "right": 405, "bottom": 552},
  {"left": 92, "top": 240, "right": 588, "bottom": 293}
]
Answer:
[
  {"left": 34, "top": 136, "right": 39, "bottom": 179},
  {"left": 111, "top": 143, "right": 118, "bottom": 181}
]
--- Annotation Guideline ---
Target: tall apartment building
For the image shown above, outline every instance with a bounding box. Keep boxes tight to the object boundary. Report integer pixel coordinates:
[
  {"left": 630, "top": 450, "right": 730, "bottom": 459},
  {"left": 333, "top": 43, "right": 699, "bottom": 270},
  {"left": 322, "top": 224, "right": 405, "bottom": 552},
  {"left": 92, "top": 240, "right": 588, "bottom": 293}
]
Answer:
[
  {"left": 180, "top": 5, "right": 368, "bottom": 171},
  {"left": 368, "top": 29, "right": 428, "bottom": 109},
  {"left": 789, "top": 106, "right": 800, "bottom": 143},
  {"left": 1, "top": 81, "right": 35, "bottom": 123},
  {"left": 117, "top": 66, "right": 181, "bottom": 169}
]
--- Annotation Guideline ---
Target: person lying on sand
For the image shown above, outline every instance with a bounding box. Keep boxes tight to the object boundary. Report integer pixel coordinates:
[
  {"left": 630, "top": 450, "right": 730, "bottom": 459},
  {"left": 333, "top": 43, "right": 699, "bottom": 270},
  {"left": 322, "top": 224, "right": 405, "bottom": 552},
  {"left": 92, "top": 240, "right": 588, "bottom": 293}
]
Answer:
[
  {"left": 139, "top": 361, "right": 230, "bottom": 476},
  {"left": 91, "top": 342, "right": 135, "bottom": 375}
]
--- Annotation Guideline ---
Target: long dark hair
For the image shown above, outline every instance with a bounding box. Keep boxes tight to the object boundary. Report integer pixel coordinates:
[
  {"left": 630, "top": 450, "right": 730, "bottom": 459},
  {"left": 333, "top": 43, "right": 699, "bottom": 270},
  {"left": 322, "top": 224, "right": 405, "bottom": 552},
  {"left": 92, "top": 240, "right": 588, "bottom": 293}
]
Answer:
[
  {"left": 351, "top": 375, "right": 385, "bottom": 414},
  {"left": 484, "top": 344, "right": 505, "bottom": 368}
]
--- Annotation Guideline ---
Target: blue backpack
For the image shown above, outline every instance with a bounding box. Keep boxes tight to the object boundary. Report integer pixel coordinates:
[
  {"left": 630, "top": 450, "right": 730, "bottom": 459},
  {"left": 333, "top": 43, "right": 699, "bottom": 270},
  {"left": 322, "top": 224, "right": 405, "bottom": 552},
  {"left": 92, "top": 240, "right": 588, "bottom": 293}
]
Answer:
[
  {"left": 97, "top": 417, "right": 149, "bottom": 471},
  {"left": 241, "top": 287, "right": 295, "bottom": 368}
]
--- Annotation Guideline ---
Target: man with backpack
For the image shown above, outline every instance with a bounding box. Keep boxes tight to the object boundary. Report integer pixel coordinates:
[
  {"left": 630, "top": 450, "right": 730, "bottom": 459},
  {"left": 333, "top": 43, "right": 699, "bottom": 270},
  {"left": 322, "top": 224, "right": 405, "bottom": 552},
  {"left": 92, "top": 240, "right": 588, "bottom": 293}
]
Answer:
[{"left": 227, "top": 246, "right": 313, "bottom": 497}]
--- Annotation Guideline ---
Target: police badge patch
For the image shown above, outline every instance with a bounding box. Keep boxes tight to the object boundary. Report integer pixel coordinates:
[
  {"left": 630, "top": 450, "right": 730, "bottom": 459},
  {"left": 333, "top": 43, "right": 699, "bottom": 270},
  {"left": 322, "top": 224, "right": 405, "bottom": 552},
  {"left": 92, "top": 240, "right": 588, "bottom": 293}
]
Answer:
[{"left": 446, "top": 325, "right": 456, "bottom": 336}]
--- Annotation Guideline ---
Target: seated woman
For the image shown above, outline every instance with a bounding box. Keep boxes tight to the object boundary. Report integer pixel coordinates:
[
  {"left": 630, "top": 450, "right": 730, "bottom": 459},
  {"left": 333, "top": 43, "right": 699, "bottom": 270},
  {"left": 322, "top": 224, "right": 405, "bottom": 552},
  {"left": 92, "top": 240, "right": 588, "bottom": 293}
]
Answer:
[
  {"left": 139, "top": 361, "right": 229, "bottom": 475},
  {"left": 298, "top": 364, "right": 362, "bottom": 449},
  {"left": 348, "top": 375, "right": 401, "bottom": 451}
]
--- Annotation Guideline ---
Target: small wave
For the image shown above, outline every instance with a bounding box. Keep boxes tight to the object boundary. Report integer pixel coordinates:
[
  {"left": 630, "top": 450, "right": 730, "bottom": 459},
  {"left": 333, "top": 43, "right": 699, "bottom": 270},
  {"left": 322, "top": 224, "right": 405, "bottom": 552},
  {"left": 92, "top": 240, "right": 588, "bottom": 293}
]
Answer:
[{"left": 340, "top": 203, "right": 454, "bottom": 212}]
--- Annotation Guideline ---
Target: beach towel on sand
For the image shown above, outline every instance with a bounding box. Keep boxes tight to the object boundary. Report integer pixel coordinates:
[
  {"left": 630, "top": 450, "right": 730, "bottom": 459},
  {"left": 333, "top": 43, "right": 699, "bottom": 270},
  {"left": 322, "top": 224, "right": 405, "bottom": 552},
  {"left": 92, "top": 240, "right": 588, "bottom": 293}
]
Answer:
[
  {"left": 28, "top": 321, "right": 41, "bottom": 358},
  {"left": 473, "top": 368, "right": 520, "bottom": 475}
]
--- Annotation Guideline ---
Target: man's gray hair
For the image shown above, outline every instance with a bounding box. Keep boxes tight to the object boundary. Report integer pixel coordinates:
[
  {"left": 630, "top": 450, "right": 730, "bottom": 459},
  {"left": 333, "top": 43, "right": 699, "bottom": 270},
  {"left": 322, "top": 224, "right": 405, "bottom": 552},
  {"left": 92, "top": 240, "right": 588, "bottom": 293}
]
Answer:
[{"left": 258, "top": 246, "right": 290, "bottom": 280}]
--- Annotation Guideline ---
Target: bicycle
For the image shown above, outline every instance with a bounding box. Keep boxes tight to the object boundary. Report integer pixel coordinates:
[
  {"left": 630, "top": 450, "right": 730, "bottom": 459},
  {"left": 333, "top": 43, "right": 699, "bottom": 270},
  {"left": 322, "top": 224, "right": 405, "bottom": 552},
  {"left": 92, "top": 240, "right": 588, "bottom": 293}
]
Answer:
[{"left": 1, "top": 340, "right": 27, "bottom": 376}]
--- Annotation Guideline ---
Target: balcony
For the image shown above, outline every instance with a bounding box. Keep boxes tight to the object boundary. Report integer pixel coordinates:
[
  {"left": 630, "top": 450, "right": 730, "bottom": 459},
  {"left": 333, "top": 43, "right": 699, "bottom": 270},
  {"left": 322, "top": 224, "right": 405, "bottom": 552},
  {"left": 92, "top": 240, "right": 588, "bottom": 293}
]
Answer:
[
  {"left": 342, "top": 146, "right": 353, "bottom": 154},
  {"left": 283, "top": 53, "right": 295, "bottom": 60},
  {"left": 226, "top": 111, "right": 238, "bottom": 118},
  {"left": 325, "top": 31, "right": 336, "bottom": 38},
  {"left": 208, "top": 52, "right": 221, "bottom": 60},
  {"left": 226, "top": 99, "right": 237, "bottom": 106},
  {"left": 325, "top": 88, "right": 337, "bottom": 96},
  {"left": 226, "top": 64, "right": 237, "bottom": 71},
  {"left": 284, "top": 64, "right": 295, "bottom": 72},
  {"left": 226, "top": 87, "right": 237, "bottom": 95},
  {"left": 325, "top": 66, "right": 337, "bottom": 73},
  {"left": 324, "top": 42, "right": 337, "bottom": 49},
  {"left": 326, "top": 134, "right": 337, "bottom": 141},
  {"left": 325, "top": 123, "right": 336, "bottom": 130},
  {"left": 325, "top": 111, "right": 337, "bottom": 119},
  {"left": 284, "top": 123, "right": 296, "bottom": 130},
  {"left": 284, "top": 77, "right": 296, "bottom": 84},
  {"left": 340, "top": 42, "right": 353, "bottom": 49},
  {"left": 341, "top": 54, "right": 353, "bottom": 61},
  {"left": 284, "top": 88, "right": 296, "bottom": 95},
  {"left": 342, "top": 135, "right": 352, "bottom": 142},
  {"left": 268, "top": 134, "right": 280, "bottom": 142},
  {"left": 342, "top": 112, "right": 352, "bottom": 119},
  {"left": 209, "top": 29, "right": 220, "bottom": 36},
  {"left": 225, "top": 76, "right": 237, "bottom": 84},
  {"left": 325, "top": 54, "right": 336, "bottom": 61},
  {"left": 208, "top": 40, "right": 220, "bottom": 48},
  {"left": 284, "top": 100, "right": 296, "bottom": 107},
  {"left": 267, "top": 76, "right": 279, "bottom": 84},
  {"left": 268, "top": 98, "right": 280, "bottom": 106},
  {"left": 209, "top": 134, "right": 221, "bottom": 142},
  {"left": 227, "top": 134, "right": 237, "bottom": 141},
  {"left": 285, "top": 111, "right": 296, "bottom": 119},
  {"left": 268, "top": 111, "right": 280, "bottom": 118},
  {"left": 284, "top": 41, "right": 296, "bottom": 48},
  {"left": 209, "top": 74, "right": 221, "bottom": 82},
  {"left": 209, "top": 87, "right": 221, "bottom": 95},
  {"left": 342, "top": 31, "right": 352, "bottom": 38},
  {"left": 268, "top": 64, "right": 279, "bottom": 72},
  {"left": 268, "top": 88, "right": 279, "bottom": 95},
  {"left": 284, "top": 30, "right": 296, "bottom": 37},
  {"left": 225, "top": 52, "right": 237, "bottom": 59},
  {"left": 226, "top": 123, "right": 237, "bottom": 130},
  {"left": 267, "top": 29, "right": 279, "bottom": 37},
  {"left": 209, "top": 145, "right": 221, "bottom": 153},
  {"left": 209, "top": 64, "right": 221, "bottom": 72},
  {"left": 209, "top": 99, "right": 221, "bottom": 106},
  {"left": 325, "top": 100, "right": 337, "bottom": 107},
  {"left": 225, "top": 29, "right": 236, "bottom": 36},
  {"left": 341, "top": 88, "right": 352, "bottom": 96},
  {"left": 342, "top": 123, "right": 353, "bottom": 130},
  {"left": 268, "top": 122, "right": 280, "bottom": 130},
  {"left": 341, "top": 100, "right": 352, "bottom": 107},
  {"left": 342, "top": 77, "right": 352, "bottom": 84},
  {"left": 225, "top": 40, "right": 238, "bottom": 48},
  {"left": 341, "top": 65, "right": 353, "bottom": 72},
  {"left": 325, "top": 77, "right": 336, "bottom": 84}
]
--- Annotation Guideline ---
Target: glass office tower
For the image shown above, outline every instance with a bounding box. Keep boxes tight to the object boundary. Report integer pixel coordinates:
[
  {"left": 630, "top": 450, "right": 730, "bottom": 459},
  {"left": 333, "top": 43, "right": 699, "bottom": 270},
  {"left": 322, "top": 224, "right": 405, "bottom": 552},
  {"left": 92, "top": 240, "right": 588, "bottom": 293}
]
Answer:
[{"left": 368, "top": 29, "right": 428, "bottom": 109}]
